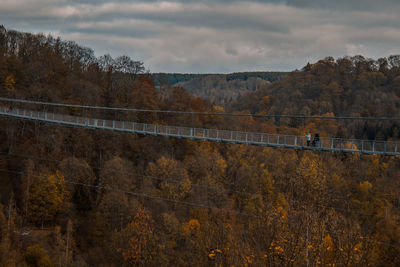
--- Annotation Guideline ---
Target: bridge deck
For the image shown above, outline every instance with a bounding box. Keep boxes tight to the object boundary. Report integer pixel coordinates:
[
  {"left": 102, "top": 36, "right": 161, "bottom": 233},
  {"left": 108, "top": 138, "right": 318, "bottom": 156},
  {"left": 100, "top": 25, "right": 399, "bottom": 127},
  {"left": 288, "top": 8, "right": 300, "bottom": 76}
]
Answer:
[{"left": 1, "top": 107, "right": 398, "bottom": 156}]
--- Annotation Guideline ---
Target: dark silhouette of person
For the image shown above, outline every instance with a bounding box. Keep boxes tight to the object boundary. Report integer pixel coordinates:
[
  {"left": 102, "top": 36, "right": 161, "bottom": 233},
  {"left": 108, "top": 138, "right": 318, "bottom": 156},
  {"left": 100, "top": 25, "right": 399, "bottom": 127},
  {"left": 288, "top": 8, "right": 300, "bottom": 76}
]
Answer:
[{"left": 313, "top": 133, "right": 320, "bottom": 147}]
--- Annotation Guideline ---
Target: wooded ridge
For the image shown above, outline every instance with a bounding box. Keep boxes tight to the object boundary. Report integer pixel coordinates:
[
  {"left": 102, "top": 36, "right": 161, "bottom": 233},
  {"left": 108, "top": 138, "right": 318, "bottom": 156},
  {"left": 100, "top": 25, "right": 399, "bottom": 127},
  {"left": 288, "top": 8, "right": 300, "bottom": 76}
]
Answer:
[{"left": 0, "top": 26, "right": 399, "bottom": 266}]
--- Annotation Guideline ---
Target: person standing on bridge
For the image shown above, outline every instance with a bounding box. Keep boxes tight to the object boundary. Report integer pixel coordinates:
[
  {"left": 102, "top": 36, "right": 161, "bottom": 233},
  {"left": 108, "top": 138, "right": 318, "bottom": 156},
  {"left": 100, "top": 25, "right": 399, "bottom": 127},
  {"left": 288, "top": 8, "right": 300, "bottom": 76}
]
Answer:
[
  {"left": 313, "top": 133, "right": 320, "bottom": 147},
  {"left": 305, "top": 132, "right": 311, "bottom": 146}
]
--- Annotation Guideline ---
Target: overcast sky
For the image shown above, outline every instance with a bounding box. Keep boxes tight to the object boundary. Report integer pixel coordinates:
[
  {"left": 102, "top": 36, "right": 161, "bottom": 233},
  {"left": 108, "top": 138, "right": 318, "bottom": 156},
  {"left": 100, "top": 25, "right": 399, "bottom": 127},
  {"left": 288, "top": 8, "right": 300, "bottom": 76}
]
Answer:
[{"left": 1, "top": 0, "right": 400, "bottom": 73}]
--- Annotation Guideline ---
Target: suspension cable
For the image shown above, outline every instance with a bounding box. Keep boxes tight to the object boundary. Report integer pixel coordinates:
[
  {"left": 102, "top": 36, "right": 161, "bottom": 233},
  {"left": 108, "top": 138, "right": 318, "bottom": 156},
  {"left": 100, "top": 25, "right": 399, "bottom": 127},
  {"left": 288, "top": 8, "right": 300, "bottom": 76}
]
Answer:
[{"left": 2, "top": 97, "right": 400, "bottom": 120}]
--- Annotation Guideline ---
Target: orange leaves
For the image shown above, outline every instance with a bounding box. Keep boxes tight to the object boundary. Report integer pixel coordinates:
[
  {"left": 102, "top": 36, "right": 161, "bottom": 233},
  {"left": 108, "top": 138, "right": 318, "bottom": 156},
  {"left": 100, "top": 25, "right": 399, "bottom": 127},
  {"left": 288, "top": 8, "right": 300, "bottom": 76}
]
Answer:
[
  {"left": 273, "top": 245, "right": 284, "bottom": 254},
  {"left": 343, "top": 141, "right": 358, "bottom": 150},
  {"left": 208, "top": 248, "right": 222, "bottom": 259},
  {"left": 146, "top": 156, "right": 191, "bottom": 200},
  {"left": 323, "top": 234, "right": 334, "bottom": 251},
  {"left": 359, "top": 181, "right": 373, "bottom": 196},
  {"left": 27, "top": 170, "right": 67, "bottom": 225},
  {"left": 4, "top": 74, "right": 15, "bottom": 91},
  {"left": 120, "top": 207, "right": 155, "bottom": 265},
  {"left": 182, "top": 219, "right": 201, "bottom": 238}
]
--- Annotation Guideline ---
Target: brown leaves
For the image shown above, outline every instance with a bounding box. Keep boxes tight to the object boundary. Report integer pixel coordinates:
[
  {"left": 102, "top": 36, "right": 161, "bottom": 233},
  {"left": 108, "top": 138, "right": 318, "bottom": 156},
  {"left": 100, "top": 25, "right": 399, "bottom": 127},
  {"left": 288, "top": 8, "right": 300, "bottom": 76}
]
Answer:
[
  {"left": 27, "top": 171, "right": 68, "bottom": 225},
  {"left": 146, "top": 156, "right": 191, "bottom": 201},
  {"left": 119, "top": 207, "right": 155, "bottom": 266}
]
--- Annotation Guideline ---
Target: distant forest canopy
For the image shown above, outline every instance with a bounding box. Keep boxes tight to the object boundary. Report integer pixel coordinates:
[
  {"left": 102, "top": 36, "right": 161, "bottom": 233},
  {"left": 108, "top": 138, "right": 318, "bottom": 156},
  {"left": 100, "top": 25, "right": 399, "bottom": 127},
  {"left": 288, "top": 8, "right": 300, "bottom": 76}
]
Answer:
[
  {"left": 151, "top": 72, "right": 288, "bottom": 86},
  {"left": 152, "top": 72, "right": 288, "bottom": 104},
  {"left": 232, "top": 55, "right": 400, "bottom": 116},
  {"left": 1, "top": 27, "right": 400, "bottom": 266},
  {"left": 229, "top": 55, "right": 400, "bottom": 140}
]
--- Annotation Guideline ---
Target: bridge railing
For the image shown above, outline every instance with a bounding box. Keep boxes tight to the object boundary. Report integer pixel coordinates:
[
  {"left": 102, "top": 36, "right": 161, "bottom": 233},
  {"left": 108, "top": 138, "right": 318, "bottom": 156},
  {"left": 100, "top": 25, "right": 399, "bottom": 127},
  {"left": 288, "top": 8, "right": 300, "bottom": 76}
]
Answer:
[{"left": 1, "top": 106, "right": 399, "bottom": 156}]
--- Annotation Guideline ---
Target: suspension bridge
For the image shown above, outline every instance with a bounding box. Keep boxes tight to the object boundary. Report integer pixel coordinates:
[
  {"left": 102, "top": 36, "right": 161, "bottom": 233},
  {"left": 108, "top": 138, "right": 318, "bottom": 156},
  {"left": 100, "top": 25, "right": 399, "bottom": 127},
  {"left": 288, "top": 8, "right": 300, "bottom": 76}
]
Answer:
[{"left": 0, "top": 104, "right": 398, "bottom": 156}]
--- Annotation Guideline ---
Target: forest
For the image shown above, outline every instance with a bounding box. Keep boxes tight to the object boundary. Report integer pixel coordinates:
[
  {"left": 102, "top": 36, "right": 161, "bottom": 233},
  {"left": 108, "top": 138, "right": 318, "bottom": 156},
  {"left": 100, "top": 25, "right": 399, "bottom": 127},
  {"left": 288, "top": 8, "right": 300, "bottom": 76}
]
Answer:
[
  {"left": 153, "top": 72, "right": 287, "bottom": 105},
  {"left": 152, "top": 72, "right": 287, "bottom": 87},
  {"left": 0, "top": 26, "right": 400, "bottom": 266}
]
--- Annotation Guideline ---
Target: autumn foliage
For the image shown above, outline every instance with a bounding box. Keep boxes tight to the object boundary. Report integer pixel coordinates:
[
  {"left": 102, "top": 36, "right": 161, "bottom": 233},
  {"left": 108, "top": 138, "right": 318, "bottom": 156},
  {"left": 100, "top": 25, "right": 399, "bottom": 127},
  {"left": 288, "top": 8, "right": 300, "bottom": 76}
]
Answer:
[{"left": 0, "top": 26, "right": 399, "bottom": 266}]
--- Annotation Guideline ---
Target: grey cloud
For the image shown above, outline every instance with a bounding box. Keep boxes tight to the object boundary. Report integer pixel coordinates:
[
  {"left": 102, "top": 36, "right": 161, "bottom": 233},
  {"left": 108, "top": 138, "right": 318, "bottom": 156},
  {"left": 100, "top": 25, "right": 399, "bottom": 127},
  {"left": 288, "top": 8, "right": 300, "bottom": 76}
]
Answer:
[
  {"left": 66, "top": 0, "right": 400, "bottom": 11},
  {"left": 77, "top": 4, "right": 289, "bottom": 33},
  {"left": 285, "top": 0, "right": 400, "bottom": 11},
  {"left": 1, "top": 0, "right": 400, "bottom": 73},
  {"left": 225, "top": 46, "right": 239, "bottom": 56}
]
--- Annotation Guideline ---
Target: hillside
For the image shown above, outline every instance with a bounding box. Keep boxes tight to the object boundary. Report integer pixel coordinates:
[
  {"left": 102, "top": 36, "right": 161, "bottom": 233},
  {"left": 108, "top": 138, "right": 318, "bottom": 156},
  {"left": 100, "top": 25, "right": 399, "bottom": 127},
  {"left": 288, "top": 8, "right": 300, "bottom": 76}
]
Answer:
[
  {"left": 229, "top": 56, "right": 400, "bottom": 140},
  {"left": 152, "top": 72, "right": 288, "bottom": 104},
  {"left": 0, "top": 27, "right": 400, "bottom": 266},
  {"left": 152, "top": 72, "right": 287, "bottom": 86}
]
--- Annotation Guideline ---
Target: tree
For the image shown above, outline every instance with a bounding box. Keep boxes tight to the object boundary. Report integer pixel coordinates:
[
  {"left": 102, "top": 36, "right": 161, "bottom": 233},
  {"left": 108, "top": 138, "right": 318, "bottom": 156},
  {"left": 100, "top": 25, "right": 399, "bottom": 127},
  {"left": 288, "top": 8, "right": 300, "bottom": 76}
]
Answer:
[
  {"left": 184, "top": 144, "right": 228, "bottom": 206},
  {"left": 24, "top": 244, "right": 53, "bottom": 267},
  {"left": 116, "top": 207, "right": 156, "bottom": 266},
  {"left": 99, "top": 156, "right": 137, "bottom": 192},
  {"left": 388, "top": 55, "right": 400, "bottom": 68},
  {"left": 292, "top": 152, "right": 327, "bottom": 204},
  {"left": 4, "top": 74, "right": 15, "bottom": 91},
  {"left": 0, "top": 203, "right": 18, "bottom": 266},
  {"left": 27, "top": 171, "right": 68, "bottom": 226},
  {"left": 59, "top": 157, "right": 96, "bottom": 212},
  {"left": 114, "top": 55, "right": 145, "bottom": 76},
  {"left": 145, "top": 156, "right": 191, "bottom": 201}
]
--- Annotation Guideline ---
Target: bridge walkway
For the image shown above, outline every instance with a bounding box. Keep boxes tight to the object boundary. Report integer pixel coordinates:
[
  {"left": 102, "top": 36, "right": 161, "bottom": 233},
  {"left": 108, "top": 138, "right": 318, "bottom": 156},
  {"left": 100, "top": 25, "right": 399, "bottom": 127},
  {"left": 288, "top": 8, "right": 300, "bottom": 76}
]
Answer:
[{"left": 1, "top": 106, "right": 398, "bottom": 156}]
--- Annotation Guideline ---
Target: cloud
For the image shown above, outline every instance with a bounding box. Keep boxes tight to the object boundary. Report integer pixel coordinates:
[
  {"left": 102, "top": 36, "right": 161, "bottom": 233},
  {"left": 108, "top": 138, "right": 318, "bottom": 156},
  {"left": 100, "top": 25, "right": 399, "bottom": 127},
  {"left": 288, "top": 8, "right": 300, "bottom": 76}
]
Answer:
[
  {"left": 285, "top": 0, "right": 400, "bottom": 11},
  {"left": 0, "top": 0, "right": 400, "bottom": 72}
]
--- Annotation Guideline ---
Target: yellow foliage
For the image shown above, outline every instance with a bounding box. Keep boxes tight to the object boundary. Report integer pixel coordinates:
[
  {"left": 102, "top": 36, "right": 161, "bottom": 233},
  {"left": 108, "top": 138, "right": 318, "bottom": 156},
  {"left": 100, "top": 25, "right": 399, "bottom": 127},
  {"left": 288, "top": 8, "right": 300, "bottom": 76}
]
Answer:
[
  {"left": 328, "top": 173, "right": 346, "bottom": 190},
  {"left": 214, "top": 106, "right": 224, "bottom": 112},
  {"left": 183, "top": 219, "right": 200, "bottom": 236},
  {"left": 274, "top": 245, "right": 284, "bottom": 254},
  {"left": 353, "top": 242, "right": 362, "bottom": 253},
  {"left": 245, "top": 255, "right": 252, "bottom": 264},
  {"left": 261, "top": 169, "right": 275, "bottom": 198},
  {"left": 297, "top": 154, "right": 320, "bottom": 179},
  {"left": 323, "top": 234, "right": 334, "bottom": 251},
  {"left": 120, "top": 207, "right": 155, "bottom": 265},
  {"left": 276, "top": 193, "right": 289, "bottom": 210},
  {"left": 147, "top": 156, "right": 191, "bottom": 200},
  {"left": 359, "top": 181, "right": 373, "bottom": 195},
  {"left": 280, "top": 209, "right": 288, "bottom": 220},
  {"left": 216, "top": 158, "right": 227, "bottom": 174},
  {"left": 344, "top": 141, "right": 357, "bottom": 150},
  {"left": 208, "top": 248, "right": 223, "bottom": 259},
  {"left": 4, "top": 74, "right": 15, "bottom": 91},
  {"left": 28, "top": 171, "right": 67, "bottom": 225}
]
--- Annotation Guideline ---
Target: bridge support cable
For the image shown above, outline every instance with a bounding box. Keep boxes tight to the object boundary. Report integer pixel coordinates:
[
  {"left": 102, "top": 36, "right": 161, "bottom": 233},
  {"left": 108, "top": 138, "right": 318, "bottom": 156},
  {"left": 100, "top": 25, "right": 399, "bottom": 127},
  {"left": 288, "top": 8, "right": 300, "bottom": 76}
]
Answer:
[
  {"left": 0, "top": 106, "right": 399, "bottom": 156},
  {"left": 2, "top": 96, "right": 400, "bottom": 121}
]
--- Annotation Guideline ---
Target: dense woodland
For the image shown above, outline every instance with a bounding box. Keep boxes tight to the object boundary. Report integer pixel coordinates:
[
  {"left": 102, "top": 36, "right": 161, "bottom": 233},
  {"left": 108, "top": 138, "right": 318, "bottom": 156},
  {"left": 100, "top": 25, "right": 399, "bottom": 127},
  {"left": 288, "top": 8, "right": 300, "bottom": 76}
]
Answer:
[
  {"left": 231, "top": 56, "right": 400, "bottom": 141},
  {"left": 153, "top": 72, "right": 287, "bottom": 105},
  {"left": 0, "top": 27, "right": 400, "bottom": 266},
  {"left": 152, "top": 72, "right": 287, "bottom": 87}
]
